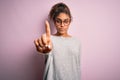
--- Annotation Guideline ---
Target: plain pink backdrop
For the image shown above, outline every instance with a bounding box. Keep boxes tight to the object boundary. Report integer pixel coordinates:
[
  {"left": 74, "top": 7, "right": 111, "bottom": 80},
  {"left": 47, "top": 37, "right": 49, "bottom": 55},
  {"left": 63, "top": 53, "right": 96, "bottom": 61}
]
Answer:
[{"left": 0, "top": 0, "right": 120, "bottom": 80}]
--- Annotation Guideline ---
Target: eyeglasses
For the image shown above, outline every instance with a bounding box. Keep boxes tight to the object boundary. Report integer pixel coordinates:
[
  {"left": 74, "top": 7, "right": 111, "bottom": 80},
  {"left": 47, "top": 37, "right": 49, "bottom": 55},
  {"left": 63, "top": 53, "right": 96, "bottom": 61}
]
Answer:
[{"left": 55, "top": 18, "right": 71, "bottom": 26}]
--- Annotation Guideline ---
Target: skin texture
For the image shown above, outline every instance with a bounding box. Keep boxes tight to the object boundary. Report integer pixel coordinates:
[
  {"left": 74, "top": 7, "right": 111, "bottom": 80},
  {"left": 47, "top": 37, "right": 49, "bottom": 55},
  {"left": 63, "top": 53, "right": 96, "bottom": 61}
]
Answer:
[
  {"left": 54, "top": 13, "right": 71, "bottom": 37},
  {"left": 34, "top": 13, "right": 71, "bottom": 54}
]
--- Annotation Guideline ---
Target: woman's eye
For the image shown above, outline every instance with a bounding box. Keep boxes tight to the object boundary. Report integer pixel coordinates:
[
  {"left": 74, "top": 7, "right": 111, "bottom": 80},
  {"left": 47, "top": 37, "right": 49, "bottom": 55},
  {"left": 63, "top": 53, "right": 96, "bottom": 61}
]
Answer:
[
  {"left": 56, "top": 20, "right": 61, "bottom": 23},
  {"left": 64, "top": 20, "right": 69, "bottom": 23}
]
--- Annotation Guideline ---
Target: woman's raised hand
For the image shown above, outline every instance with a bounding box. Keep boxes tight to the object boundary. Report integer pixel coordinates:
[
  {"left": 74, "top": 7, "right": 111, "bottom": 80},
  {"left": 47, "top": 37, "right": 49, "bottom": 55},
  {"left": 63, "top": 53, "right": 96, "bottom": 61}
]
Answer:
[{"left": 34, "top": 20, "right": 52, "bottom": 53}]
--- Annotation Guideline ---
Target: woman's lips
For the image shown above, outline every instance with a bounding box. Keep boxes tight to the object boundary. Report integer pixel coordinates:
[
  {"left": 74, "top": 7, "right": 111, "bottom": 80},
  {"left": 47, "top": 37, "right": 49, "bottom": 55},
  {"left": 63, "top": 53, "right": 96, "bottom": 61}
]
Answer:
[
  {"left": 59, "top": 28, "right": 65, "bottom": 31},
  {"left": 59, "top": 29, "right": 64, "bottom": 31}
]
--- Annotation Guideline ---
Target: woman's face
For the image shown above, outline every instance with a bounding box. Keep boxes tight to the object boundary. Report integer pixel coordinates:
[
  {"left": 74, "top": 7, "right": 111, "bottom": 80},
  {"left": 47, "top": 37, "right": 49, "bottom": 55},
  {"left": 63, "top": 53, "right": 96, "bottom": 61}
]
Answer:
[{"left": 54, "top": 13, "right": 71, "bottom": 35}]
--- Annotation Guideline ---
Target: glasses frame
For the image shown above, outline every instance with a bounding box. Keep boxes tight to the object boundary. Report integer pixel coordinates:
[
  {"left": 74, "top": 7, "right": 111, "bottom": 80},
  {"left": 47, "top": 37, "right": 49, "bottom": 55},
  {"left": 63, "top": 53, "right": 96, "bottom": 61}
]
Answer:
[{"left": 54, "top": 18, "right": 71, "bottom": 26}]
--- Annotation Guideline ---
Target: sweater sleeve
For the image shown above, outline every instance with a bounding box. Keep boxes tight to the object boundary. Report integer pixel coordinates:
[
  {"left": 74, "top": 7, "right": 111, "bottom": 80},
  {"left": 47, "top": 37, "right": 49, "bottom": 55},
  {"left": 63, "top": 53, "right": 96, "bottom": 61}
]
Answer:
[{"left": 77, "top": 41, "right": 81, "bottom": 79}]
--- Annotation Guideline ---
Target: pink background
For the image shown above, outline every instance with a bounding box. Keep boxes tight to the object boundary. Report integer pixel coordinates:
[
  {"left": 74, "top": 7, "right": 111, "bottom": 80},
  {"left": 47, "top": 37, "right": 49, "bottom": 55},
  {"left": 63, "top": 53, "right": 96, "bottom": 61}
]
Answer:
[{"left": 0, "top": 0, "right": 120, "bottom": 80}]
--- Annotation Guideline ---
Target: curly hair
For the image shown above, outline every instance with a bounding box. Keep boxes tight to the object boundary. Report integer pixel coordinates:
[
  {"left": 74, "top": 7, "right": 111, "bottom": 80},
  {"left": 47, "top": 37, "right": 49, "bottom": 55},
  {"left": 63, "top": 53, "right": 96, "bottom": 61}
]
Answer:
[{"left": 49, "top": 2, "right": 72, "bottom": 22}]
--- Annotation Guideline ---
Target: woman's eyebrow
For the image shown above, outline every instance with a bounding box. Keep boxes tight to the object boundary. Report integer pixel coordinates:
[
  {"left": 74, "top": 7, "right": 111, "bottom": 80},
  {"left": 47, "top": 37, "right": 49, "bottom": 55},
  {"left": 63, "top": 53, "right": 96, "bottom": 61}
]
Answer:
[{"left": 56, "top": 18, "right": 69, "bottom": 20}]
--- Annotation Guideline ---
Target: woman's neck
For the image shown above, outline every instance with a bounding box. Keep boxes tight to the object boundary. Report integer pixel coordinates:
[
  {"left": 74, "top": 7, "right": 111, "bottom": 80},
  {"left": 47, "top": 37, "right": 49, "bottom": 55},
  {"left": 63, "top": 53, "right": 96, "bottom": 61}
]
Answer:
[{"left": 53, "top": 32, "right": 71, "bottom": 37}]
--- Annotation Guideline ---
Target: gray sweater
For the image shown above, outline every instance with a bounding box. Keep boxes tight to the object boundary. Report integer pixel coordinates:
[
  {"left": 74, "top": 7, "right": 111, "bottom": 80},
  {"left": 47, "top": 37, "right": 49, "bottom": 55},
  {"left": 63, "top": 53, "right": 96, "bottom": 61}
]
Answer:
[{"left": 42, "top": 35, "right": 81, "bottom": 80}]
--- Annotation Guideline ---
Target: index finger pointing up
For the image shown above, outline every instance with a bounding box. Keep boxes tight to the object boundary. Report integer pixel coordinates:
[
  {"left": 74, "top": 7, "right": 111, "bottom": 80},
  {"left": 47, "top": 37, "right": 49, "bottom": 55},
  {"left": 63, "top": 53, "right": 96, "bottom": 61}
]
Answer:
[{"left": 45, "top": 20, "right": 51, "bottom": 37}]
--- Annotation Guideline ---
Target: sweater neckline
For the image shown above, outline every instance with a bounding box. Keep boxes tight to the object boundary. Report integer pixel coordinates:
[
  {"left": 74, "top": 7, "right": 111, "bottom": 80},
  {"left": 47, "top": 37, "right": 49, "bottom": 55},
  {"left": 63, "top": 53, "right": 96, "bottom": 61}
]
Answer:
[{"left": 51, "top": 35, "right": 73, "bottom": 39}]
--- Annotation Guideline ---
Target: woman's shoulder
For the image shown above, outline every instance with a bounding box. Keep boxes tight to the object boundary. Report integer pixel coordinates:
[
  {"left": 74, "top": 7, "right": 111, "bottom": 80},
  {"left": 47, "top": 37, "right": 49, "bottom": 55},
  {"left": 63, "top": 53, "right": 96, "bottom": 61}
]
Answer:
[{"left": 71, "top": 36, "right": 81, "bottom": 45}]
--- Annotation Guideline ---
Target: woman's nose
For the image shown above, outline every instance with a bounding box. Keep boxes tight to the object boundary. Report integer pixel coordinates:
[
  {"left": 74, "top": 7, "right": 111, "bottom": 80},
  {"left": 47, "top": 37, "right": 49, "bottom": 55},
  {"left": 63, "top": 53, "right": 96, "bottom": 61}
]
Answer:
[{"left": 61, "top": 22, "right": 64, "bottom": 27}]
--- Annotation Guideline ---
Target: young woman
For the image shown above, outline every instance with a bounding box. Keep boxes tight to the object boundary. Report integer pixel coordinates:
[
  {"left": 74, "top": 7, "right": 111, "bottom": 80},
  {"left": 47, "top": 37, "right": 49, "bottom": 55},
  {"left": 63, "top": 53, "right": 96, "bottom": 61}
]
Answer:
[{"left": 34, "top": 2, "right": 81, "bottom": 80}]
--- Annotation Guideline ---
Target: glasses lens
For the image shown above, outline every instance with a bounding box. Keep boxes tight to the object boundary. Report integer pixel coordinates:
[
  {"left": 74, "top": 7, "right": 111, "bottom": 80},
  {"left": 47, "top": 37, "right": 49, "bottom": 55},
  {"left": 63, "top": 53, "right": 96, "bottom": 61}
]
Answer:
[
  {"left": 63, "top": 20, "right": 70, "bottom": 26},
  {"left": 55, "top": 19, "right": 62, "bottom": 25}
]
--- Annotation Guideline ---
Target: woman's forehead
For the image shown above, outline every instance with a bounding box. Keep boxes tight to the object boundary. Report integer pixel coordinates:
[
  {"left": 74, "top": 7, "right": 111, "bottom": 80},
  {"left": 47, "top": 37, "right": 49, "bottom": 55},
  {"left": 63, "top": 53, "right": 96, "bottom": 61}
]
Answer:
[{"left": 56, "top": 13, "right": 70, "bottom": 20}]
